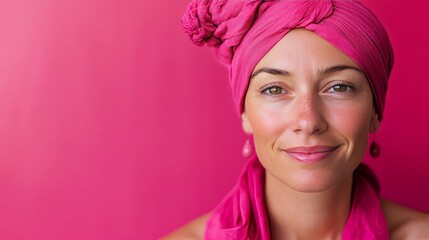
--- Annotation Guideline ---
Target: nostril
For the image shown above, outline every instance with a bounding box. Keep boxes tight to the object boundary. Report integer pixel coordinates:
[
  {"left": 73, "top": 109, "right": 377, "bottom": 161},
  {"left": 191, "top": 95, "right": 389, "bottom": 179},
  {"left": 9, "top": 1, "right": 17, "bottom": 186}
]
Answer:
[
  {"left": 290, "top": 94, "right": 328, "bottom": 135},
  {"left": 292, "top": 110, "right": 328, "bottom": 135}
]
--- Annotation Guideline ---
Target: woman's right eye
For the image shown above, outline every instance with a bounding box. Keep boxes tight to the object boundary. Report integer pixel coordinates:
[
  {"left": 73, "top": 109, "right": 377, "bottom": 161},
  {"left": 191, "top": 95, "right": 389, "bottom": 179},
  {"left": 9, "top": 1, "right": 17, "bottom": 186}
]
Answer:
[{"left": 261, "top": 86, "right": 286, "bottom": 95}]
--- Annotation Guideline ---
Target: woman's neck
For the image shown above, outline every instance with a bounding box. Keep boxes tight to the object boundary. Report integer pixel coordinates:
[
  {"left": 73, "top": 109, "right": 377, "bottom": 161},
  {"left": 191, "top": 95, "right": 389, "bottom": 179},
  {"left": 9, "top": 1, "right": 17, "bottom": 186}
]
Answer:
[{"left": 265, "top": 173, "right": 353, "bottom": 240}]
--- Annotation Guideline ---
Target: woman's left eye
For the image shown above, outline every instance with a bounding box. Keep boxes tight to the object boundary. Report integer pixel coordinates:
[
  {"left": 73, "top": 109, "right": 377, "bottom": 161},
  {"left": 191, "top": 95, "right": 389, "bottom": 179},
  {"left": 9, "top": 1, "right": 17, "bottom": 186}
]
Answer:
[{"left": 328, "top": 84, "right": 354, "bottom": 93}]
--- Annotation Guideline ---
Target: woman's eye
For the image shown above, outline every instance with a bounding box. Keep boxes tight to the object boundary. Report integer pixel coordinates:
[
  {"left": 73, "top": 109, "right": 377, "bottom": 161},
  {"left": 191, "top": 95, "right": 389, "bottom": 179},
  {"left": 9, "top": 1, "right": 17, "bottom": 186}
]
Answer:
[
  {"left": 329, "top": 84, "right": 354, "bottom": 93},
  {"left": 262, "top": 86, "right": 286, "bottom": 95}
]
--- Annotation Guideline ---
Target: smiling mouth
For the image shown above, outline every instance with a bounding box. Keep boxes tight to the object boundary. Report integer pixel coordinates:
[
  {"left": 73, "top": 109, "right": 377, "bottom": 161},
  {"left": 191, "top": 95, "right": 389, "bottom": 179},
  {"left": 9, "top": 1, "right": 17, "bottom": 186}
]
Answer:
[{"left": 284, "top": 145, "right": 339, "bottom": 163}]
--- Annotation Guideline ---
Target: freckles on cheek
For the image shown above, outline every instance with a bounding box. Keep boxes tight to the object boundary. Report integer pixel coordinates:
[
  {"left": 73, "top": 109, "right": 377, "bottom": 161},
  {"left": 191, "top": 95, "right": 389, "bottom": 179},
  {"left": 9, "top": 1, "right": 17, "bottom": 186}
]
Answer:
[
  {"left": 250, "top": 109, "right": 285, "bottom": 161},
  {"left": 249, "top": 104, "right": 285, "bottom": 135},
  {"left": 331, "top": 105, "right": 371, "bottom": 135}
]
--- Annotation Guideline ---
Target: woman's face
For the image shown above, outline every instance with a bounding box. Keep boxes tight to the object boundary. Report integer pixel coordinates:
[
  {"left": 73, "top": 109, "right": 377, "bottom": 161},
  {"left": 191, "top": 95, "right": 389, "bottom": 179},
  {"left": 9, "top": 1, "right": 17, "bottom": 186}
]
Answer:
[{"left": 242, "top": 29, "right": 380, "bottom": 193}]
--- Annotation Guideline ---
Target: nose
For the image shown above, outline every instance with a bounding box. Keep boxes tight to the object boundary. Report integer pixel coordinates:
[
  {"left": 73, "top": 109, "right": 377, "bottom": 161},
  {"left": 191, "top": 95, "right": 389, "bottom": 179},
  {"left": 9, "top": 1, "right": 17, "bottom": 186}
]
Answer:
[{"left": 290, "top": 93, "right": 328, "bottom": 135}]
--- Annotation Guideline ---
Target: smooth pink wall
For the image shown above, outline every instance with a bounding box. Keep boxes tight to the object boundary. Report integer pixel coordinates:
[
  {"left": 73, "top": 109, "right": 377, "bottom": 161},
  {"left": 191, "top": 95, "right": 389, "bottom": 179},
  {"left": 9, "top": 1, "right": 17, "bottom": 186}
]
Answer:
[{"left": 0, "top": 1, "right": 427, "bottom": 239}]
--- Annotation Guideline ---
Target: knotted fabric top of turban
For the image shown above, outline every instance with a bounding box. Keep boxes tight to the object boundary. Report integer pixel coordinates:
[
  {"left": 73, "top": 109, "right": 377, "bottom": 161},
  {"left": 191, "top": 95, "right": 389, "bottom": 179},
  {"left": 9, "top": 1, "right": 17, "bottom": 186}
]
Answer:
[{"left": 182, "top": 0, "right": 394, "bottom": 120}]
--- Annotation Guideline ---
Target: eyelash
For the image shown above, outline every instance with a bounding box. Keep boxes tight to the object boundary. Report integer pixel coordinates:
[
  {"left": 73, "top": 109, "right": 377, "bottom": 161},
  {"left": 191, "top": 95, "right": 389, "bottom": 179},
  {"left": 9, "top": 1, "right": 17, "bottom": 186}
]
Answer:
[
  {"left": 327, "top": 83, "right": 356, "bottom": 93},
  {"left": 259, "top": 84, "right": 287, "bottom": 96},
  {"left": 259, "top": 82, "right": 356, "bottom": 96}
]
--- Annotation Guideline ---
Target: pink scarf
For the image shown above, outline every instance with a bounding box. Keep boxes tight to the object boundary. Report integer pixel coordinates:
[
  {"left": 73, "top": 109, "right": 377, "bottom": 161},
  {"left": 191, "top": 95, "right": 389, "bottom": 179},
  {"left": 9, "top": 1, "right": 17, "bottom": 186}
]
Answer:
[{"left": 205, "top": 156, "right": 389, "bottom": 239}]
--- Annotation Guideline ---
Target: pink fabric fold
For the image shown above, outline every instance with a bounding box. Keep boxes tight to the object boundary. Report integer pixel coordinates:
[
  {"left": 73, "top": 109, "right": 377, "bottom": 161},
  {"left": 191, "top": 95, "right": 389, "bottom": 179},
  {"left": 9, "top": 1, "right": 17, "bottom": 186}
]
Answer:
[{"left": 205, "top": 156, "right": 389, "bottom": 239}]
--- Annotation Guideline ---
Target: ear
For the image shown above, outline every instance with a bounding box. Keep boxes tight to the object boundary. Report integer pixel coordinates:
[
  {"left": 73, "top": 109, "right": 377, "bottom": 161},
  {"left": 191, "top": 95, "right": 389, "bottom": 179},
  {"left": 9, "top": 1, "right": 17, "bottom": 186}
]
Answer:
[
  {"left": 369, "top": 109, "right": 380, "bottom": 133},
  {"left": 241, "top": 112, "right": 254, "bottom": 134}
]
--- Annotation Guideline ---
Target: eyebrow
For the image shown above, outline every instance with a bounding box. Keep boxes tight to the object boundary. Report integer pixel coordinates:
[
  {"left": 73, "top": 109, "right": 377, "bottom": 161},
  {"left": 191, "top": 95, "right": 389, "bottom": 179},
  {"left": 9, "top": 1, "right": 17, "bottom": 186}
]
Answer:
[
  {"left": 251, "top": 68, "right": 290, "bottom": 79},
  {"left": 318, "top": 65, "right": 363, "bottom": 76},
  {"left": 251, "top": 65, "right": 363, "bottom": 79}
]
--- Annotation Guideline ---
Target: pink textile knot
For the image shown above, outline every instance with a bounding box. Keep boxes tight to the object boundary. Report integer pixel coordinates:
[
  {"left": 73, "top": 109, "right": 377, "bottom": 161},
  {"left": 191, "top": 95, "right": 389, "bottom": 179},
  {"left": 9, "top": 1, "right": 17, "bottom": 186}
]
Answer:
[
  {"left": 181, "top": 0, "right": 217, "bottom": 46},
  {"left": 182, "top": 0, "right": 266, "bottom": 64}
]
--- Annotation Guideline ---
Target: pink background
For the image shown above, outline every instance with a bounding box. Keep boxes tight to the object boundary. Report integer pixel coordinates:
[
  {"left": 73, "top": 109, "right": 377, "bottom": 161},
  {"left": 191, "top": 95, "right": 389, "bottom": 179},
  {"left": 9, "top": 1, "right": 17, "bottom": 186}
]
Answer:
[{"left": 0, "top": 0, "right": 428, "bottom": 239}]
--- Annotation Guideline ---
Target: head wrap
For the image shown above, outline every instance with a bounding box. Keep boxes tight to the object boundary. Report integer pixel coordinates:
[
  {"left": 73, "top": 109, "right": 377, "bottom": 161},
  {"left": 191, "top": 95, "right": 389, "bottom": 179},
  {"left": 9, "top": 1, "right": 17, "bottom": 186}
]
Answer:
[{"left": 182, "top": 0, "right": 394, "bottom": 120}]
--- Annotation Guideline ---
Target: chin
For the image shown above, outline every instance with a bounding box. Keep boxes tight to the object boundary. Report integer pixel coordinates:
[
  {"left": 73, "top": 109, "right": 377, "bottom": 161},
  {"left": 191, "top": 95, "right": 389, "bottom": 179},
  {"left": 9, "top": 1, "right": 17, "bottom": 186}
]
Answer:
[{"left": 274, "top": 167, "right": 354, "bottom": 193}]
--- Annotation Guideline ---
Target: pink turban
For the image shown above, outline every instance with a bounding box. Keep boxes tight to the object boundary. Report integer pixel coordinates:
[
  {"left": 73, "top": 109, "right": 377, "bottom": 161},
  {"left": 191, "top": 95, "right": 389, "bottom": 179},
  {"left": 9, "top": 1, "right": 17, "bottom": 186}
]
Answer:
[{"left": 182, "top": 0, "right": 394, "bottom": 120}]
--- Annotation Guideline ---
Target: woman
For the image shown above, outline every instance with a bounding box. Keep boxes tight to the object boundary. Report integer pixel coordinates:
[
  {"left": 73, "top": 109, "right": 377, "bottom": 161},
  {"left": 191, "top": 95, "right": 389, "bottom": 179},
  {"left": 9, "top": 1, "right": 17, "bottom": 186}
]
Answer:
[{"left": 164, "top": 0, "right": 429, "bottom": 239}]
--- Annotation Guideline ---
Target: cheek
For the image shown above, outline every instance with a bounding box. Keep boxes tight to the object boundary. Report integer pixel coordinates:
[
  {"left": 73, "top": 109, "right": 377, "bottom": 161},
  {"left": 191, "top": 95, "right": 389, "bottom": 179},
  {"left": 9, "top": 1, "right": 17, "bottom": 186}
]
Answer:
[
  {"left": 245, "top": 102, "right": 287, "bottom": 159},
  {"left": 327, "top": 101, "right": 372, "bottom": 146},
  {"left": 247, "top": 103, "right": 286, "bottom": 141}
]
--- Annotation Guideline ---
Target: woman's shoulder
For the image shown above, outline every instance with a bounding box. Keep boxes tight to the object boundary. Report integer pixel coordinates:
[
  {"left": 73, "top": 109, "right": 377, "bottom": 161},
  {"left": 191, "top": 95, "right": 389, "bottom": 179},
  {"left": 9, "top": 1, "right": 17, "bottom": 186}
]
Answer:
[
  {"left": 160, "top": 213, "right": 210, "bottom": 240},
  {"left": 381, "top": 199, "right": 429, "bottom": 240}
]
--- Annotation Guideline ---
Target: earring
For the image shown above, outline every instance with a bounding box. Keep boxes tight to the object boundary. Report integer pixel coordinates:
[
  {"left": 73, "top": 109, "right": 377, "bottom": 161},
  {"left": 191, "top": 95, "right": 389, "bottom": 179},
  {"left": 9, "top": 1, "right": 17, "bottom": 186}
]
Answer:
[
  {"left": 370, "top": 141, "right": 381, "bottom": 157},
  {"left": 242, "top": 139, "right": 253, "bottom": 158}
]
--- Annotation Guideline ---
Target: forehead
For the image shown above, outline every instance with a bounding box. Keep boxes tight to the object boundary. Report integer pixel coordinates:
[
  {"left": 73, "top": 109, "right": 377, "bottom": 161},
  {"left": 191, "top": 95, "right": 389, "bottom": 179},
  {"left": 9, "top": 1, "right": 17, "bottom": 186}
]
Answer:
[{"left": 253, "top": 28, "right": 360, "bottom": 73}]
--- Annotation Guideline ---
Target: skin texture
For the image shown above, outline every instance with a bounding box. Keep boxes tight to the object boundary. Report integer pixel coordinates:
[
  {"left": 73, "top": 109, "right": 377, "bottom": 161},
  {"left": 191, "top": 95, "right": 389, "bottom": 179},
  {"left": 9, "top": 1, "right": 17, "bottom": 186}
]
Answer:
[
  {"left": 162, "top": 29, "right": 429, "bottom": 239},
  {"left": 242, "top": 28, "right": 377, "bottom": 239},
  {"left": 242, "top": 29, "right": 378, "bottom": 193}
]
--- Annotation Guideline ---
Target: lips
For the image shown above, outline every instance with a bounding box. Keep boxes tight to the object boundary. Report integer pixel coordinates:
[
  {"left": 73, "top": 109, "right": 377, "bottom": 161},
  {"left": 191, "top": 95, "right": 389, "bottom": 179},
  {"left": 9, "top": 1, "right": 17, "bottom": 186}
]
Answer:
[{"left": 284, "top": 145, "right": 339, "bottom": 163}]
